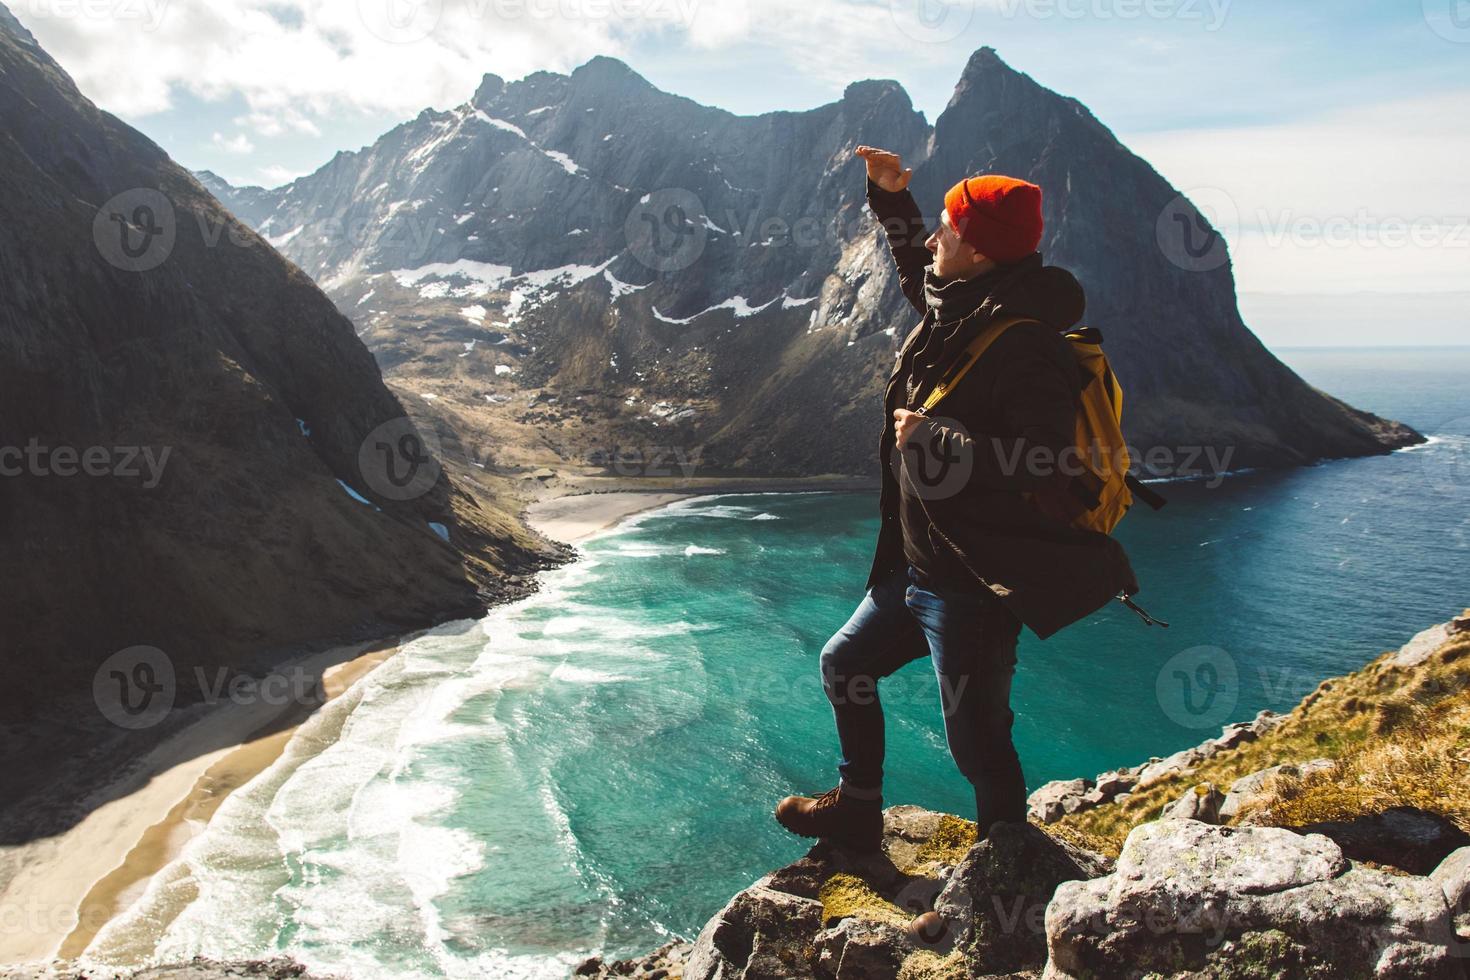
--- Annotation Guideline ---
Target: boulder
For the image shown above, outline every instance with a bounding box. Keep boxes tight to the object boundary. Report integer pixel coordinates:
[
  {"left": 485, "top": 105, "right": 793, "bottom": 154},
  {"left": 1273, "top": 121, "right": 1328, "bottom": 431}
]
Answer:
[
  {"left": 1211, "top": 721, "right": 1258, "bottom": 751},
  {"left": 1026, "top": 779, "right": 1093, "bottom": 824},
  {"left": 1393, "top": 623, "right": 1451, "bottom": 668},
  {"left": 1160, "top": 782, "right": 1225, "bottom": 823},
  {"left": 683, "top": 882, "right": 824, "bottom": 979},
  {"left": 922, "top": 822, "right": 1111, "bottom": 975},
  {"left": 1092, "top": 771, "right": 1136, "bottom": 798},
  {"left": 573, "top": 940, "right": 692, "bottom": 978},
  {"left": 1043, "top": 820, "right": 1458, "bottom": 979},
  {"left": 1135, "top": 746, "right": 1207, "bottom": 788},
  {"left": 1430, "top": 846, "right": 1470, "bottom": 940},
  {"left": 680, "top": 807, "right": 973, "bottom": 980},
  {"left": 812, "top": 918, "right": 909, "bottom": 979},
  {"left": 1290, "top": 806, "right": 1470, "bottom": 875},
  {"left": 1218, "top": 762, "right": 1302, "bottom": 821}
]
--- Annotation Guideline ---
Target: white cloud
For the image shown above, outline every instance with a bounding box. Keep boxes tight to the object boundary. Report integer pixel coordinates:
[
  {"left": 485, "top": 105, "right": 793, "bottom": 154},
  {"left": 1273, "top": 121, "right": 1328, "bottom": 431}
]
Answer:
[
  {"left": 237, "top": 108, "right": 321, "bottom": 139},
  {"left": 1128, "top": 90, "right": 1470, "bottom": 295},
  {"left": 211, "top": 130, "right": 255, "bottom": 154},
  {"left": 14, "top": 0, "right": 675, "bottom": 121},
  {"left": 10, "top": 0, "right": 966, "bottom": 127},
  {"left": 258, "top": 163, "right": 308, "bottom": 187}
]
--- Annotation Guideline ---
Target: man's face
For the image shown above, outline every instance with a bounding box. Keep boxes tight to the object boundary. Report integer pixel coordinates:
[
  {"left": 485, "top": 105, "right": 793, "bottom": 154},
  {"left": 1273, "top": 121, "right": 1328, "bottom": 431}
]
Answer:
[{"left": 926, "top": 209, "right": 984, "bottom": 279}]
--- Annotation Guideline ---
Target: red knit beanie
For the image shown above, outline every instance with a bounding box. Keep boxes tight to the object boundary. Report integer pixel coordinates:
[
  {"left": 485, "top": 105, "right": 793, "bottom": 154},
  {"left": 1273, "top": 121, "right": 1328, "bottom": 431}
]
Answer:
[{"left": 943, "top": 174, "right": 1043, "bottom": 263}]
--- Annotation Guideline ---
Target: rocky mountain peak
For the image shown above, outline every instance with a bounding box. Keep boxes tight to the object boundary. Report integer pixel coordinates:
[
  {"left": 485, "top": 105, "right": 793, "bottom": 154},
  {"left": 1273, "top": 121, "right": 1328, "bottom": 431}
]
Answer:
[
  {"left": 569, "top": 53, "right": 650, "bottom": 89},
  {"left": 840, "top": 77, "right": 915, "bottom": 116},
  {"left": 471, "top": 72, "right": 505, "bottom": 107},
  {"left": 959, "top": 44, "right": 1006, "bottom": 76}
]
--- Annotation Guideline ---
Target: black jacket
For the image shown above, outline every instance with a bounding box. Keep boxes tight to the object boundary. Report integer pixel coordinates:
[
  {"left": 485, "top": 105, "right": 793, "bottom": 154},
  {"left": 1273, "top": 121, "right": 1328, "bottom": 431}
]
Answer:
[{"left": 865, "top": 178, "right": 1140, "bottom": 639}]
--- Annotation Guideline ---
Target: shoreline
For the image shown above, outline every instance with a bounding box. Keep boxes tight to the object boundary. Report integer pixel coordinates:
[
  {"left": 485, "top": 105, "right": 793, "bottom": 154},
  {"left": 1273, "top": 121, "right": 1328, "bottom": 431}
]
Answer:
[
  {"left": 1, "top": 481, "right": 839, "bottom": 969},
  {"left": 0, "top": 640, "right": 396, "bottom": 966},
  {"left": 523, "top": 474, "right": 877, "bottom": 546}
]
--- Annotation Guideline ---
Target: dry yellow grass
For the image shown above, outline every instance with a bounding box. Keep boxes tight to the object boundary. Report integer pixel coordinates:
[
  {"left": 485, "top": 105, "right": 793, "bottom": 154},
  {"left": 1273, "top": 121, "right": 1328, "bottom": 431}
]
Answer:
[
  {"left": 818, "top": 872, "right": 911, "bottom": 929},
  {"left": 908, "top": 814, "right": 979, "bottom": 869},
  {"left": 1051, "top": 616, "right": 1470, "bottom": 856}
]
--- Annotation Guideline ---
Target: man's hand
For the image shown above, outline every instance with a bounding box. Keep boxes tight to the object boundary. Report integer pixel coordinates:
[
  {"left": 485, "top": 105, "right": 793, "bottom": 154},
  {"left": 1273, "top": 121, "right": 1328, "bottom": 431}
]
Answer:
[
  {"left": 893, "top": 408, "right": 926, "bottom": 450},
  {"left": 856, "top": 145, "right": 912, "bottom": 193}
]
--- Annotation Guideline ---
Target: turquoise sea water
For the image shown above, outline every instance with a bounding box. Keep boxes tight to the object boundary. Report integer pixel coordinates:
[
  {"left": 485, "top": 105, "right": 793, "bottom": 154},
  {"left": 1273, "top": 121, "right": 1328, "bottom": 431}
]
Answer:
[{"left": 87, "top": 347, "right": 1470, "bottom": 978}]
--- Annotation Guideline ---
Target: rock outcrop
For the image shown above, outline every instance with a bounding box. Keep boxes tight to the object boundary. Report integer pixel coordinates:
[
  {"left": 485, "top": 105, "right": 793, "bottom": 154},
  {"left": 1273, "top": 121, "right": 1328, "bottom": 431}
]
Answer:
[
  {"left": 577, "top": 810, "right": 1468, "bottom": 980},
  {"left": 1027, "top": 708, "right": 1287, "bottom": 824},
  {"left": 582, "top": 611, "right": 1470, "bottom": 979},
  {"left": 576, "top": 806, "right": 1111, "bottom": 980},
  {"left": 1044, "top": 820, "right": 1459, "bottom": 979},
  {"left": 202, "top": 49, "right": 1421, "bottom": 483}
]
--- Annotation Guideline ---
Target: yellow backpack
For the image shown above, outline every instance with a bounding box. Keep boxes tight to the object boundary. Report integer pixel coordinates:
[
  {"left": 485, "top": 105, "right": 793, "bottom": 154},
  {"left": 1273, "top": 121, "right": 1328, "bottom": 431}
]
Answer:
[{"left": 915, "top": 316, "right": 1167, "bottom": 535}]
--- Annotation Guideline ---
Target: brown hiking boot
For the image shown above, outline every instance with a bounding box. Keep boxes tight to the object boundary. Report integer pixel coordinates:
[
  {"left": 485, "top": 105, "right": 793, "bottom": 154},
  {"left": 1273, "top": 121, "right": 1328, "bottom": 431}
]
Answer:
[{"left": 774, "top": 786, "right": 883, "bottom": 853}]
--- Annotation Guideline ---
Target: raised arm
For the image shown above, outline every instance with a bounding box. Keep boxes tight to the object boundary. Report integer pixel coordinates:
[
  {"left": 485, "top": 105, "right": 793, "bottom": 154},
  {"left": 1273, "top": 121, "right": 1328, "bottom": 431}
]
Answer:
[{"left": 856, "top": 145, "right": 930, "bottom": 315}]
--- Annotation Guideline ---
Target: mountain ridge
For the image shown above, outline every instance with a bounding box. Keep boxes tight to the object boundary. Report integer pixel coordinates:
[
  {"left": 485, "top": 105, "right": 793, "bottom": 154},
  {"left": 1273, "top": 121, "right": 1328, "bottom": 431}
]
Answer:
[
  {"left": 198, "top": 46, "right": 1421, "bottom": 484},
  {"left": 0, "top": 2, "right": 560, "bottom": 775}
]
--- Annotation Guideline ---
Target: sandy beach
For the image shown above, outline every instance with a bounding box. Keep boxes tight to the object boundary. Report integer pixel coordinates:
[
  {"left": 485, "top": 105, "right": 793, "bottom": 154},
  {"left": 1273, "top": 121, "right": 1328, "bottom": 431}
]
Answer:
[
  {"left": 523, "top": 474, "right": 876, "bottom": 546},
  {"left": 525, "top": 491, "right": 696, "bottom": 544},
  {"left": 0, "top": 641, "right": 394, "bottom": 966},
  {"left": 0, "top": 481, "right": 868, "bottom": 969}
]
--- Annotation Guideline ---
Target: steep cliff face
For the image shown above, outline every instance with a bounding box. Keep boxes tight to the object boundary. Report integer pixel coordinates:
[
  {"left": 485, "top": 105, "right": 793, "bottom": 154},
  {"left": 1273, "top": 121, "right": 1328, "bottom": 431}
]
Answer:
[
  {"left": 916, "top": 48, "right": 1412, "bottom": 464},
  {"left": 203, "top": 49, "right": 1419, "bottom": 482},
  {"left": 0, "top": 5, "right": 553, "bottom": 728}
]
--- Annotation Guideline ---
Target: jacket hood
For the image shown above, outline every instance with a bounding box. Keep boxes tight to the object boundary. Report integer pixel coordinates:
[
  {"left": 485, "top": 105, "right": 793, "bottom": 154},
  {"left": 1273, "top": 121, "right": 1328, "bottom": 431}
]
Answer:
[
  {"left": 991, "top": 256, "right": 1086, "bottom": 330},
  {"left": 922, "top": 252, "right": 1085, "bottom": 333}
]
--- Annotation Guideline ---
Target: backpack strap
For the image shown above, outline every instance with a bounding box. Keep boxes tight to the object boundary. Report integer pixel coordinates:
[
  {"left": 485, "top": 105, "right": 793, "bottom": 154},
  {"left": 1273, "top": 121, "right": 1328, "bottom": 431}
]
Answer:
[
  {"left": 915, "top": 316, "right": 1038, "bottom": 417},
  {"left": 1124, "top": 473, "right": 1168, "bottom": 511}
]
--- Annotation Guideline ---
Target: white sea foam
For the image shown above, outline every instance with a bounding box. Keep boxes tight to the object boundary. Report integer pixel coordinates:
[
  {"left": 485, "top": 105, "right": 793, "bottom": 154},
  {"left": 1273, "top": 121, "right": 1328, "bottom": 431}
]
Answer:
[{"left": 84, "top": 507, "right": 740, "bottom": 977}]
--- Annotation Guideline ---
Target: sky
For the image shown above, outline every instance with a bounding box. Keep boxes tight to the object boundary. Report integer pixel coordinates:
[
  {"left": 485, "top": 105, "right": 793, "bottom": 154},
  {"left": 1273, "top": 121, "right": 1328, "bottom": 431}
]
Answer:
[{"left": 11, "top": 0, "right": 1467, "bottom": 346}]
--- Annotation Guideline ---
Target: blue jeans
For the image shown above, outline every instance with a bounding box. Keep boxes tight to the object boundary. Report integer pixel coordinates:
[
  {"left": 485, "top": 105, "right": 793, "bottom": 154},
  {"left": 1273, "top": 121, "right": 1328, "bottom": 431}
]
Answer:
[{"left": 819, "top": 562, "right": 1026, "bottom": 835}]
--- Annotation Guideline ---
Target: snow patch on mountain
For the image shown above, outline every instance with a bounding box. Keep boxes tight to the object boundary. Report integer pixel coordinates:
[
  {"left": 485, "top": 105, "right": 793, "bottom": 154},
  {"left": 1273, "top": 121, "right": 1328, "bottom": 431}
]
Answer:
[
  {"left": 604, "top": 270, "right": 647, "bottom": 299},
  {"left": 391, "top": 259, "right": 514, "bottom": 297},
  {"left": 651, "top": 294, "right": 780, "bottom": 324}
]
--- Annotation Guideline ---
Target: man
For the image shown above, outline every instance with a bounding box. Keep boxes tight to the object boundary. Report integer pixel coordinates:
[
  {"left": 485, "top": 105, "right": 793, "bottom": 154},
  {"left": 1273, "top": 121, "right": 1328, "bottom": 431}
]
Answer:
[{"left": 774, "top": 145, "right": 1139, "bottom": 852}]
